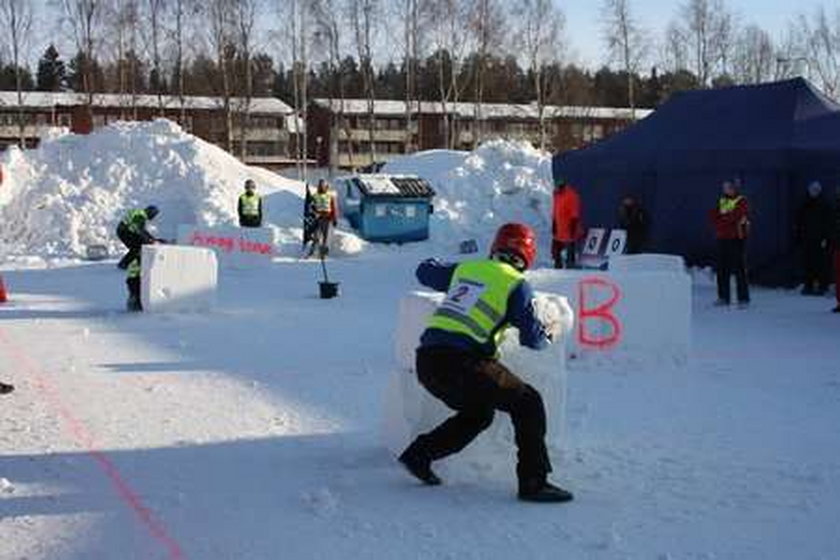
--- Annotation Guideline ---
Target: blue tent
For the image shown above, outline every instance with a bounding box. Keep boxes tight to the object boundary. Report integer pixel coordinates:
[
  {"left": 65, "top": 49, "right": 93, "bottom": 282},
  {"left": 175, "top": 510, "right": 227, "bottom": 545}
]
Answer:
[{"left": 553, "top": 78, "right": 840, "bottom": 285}]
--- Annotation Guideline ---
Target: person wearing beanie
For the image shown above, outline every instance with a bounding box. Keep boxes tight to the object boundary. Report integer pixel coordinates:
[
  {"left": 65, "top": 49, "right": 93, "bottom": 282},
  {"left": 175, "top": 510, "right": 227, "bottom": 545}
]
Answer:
[
  {"left": 795, "top": 181, "right": 832, "bottom": 296},
  {"left": 709, "top": 180, "right": 751, "bottom": 307},
  {"left": 831, "top": 186, "right": 840, "bottom": 313}
]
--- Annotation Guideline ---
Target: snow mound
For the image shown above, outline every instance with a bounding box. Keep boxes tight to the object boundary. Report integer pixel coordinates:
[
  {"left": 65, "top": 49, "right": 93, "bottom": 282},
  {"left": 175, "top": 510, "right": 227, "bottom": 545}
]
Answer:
[
  {"left": 0, "top": 119, "right": 308, "bottom": 258},
  {"left": 383, "top": 140, "right": 554, "bottom": 260}
]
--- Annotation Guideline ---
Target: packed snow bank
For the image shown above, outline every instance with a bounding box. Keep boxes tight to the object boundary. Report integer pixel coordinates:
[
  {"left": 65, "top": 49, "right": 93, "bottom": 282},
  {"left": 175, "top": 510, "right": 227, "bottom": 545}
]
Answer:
[
  {"left": 382, "top": 140, "right": 554, "bottom": 260},
  {"left": 0, "top": 120, "right": 310, "bottom": 258}
]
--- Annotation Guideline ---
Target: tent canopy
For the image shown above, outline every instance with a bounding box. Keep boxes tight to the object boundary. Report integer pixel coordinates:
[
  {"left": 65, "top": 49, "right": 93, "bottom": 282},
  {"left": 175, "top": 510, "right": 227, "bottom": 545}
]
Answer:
[{"left": 553, "top": 78, "right": 840, "bottom": 285}]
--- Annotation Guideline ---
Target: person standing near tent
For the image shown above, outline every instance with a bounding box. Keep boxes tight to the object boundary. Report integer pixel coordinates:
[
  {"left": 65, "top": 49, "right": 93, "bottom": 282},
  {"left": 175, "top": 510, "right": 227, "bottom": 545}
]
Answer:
[
  {"left": 710, "top": 180, "right": 750, "bottom": 307},
  {"left": 238, "top": 179, "right": 263, "bottom": 228},
  {"left": 795, "top": 181, "right": 832, "bottom": 296},
  {"left": 116, "top": 205, "right": 162, "bottom": 269},
  {"left": 617, "top": 196, "right": 649, "bottom": 254},
  {"left": 307, "top": 179, "right": 337, "bottom": 258},
  {"left": 398, "top": 223, "right": 573, "bottom": 503},
  {"left": 552, "top": 176, "right": 583, "bottom": 268},
  {"left": 832, "top": 186, "right": 840, "bottom": 313}
]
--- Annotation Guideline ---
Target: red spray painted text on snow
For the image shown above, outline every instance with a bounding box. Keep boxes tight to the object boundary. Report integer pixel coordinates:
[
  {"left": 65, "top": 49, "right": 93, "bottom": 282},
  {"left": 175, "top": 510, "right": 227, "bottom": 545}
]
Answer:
[
  {"left": 188, "top": 232, "right": 273, "bottom": 255},
  {"left": 577, "top": 277, "right": 622, "bottom": 349}
]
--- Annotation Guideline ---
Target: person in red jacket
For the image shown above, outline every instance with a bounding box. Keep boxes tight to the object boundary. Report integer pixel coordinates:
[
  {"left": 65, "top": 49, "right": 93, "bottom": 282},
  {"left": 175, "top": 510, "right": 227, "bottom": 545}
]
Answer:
[
  {"left": 709, "top": 180, "right": 751, "bottom": 307},
  {"left": 552, "top": 176, "right": 583, "bottom": 268}
]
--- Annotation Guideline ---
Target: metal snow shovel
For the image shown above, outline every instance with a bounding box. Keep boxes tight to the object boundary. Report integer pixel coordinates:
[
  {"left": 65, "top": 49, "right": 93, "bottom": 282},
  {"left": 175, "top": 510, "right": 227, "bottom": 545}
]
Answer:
[{"left": 318, "top": 254, "right": 339, "bottom": 299}]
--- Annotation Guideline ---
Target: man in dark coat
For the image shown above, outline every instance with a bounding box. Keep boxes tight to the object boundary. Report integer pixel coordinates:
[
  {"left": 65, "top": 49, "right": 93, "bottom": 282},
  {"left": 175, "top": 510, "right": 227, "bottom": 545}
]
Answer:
[
  {"left": 617, "top": 196, "right": 649, "bottom": 254},
  {"left": 795, "top": 181, "right": 832, "bottom": 295},
  {"left": 831, "top": 186, "right": 840, "bottom": 313}
]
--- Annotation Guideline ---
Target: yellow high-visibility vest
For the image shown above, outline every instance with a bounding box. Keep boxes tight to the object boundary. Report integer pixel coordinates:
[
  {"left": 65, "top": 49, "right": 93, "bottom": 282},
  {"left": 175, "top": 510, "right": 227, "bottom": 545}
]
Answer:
[
  {"left": 239, "top": 193, "right": 261, "bottom": 217},
  {"left": 427, "top": 259, "right": 523, "bottom": 352}
]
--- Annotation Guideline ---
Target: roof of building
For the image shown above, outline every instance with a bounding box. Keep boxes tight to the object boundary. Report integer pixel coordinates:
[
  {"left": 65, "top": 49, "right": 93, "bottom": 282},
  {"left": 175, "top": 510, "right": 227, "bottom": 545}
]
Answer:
[
  {"left": 312, "top": 98, "right": 652, "bottom": 120},
  {"left": 0, "top": 91, "right": 294, "bottom": 114},
  {"left": 345, "top": 174, "right": 435, "bottom": 199}
]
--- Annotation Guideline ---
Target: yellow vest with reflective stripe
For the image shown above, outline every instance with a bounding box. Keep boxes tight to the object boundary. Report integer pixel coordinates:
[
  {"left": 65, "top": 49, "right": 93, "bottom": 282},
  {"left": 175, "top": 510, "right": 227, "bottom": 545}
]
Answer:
[
  {"left": 719, "top": 195, "right": 743, "bottom": 214},
  {"left": 127, "top": 259, "right": 141, "bottom": 279},
  {"left": 427, "top": 259, "right": 523, "bottom": 351},
  {"left": 313, "top": 192, "right": 332, "bottom": 214},
  {"left": 240, "top": 192, "right": 261, "bottom": 217}
]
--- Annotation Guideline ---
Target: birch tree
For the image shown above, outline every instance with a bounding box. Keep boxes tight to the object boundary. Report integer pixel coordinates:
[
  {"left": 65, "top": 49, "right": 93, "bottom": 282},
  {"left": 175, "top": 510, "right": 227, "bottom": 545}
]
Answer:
[
  {"left": 0, "top": 0, "right": 33, "bottom": 146},
  {"left": 513, "top": 0, "right": 564, "bottom": 150},
  {"left": 601, "top": 0, "right": 647, "bottom": 117}
]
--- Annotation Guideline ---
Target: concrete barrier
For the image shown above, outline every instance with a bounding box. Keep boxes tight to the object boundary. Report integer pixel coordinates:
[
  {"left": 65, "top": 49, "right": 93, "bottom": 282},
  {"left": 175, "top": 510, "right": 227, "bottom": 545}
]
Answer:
[
  {"left": 383, "top": 291, "right": 574, "bottom": 458},
  {"left": 177, "top": 225, "right": 276, "bottom": 267},
  {"left": 141, "top": 245, "right": 218, "bottom": 313}
]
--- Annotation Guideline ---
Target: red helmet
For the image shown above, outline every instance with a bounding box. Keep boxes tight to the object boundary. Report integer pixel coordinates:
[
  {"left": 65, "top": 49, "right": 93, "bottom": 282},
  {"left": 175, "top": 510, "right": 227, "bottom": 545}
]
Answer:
[{"left": 490, "top": 223, "right": 537, "bottom": 270}]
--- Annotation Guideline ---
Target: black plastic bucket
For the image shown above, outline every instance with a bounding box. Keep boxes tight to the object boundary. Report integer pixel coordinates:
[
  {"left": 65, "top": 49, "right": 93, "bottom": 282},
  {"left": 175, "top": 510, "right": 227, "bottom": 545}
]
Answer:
[{"left": 319, "top": 281, "right": 339, "bottom": 299}]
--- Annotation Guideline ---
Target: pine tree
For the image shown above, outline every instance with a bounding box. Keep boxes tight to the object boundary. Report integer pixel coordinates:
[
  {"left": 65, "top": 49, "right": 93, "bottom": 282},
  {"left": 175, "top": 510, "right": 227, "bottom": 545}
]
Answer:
[{"left": 36, "top": 45, "right": 66, "bottom": 92}]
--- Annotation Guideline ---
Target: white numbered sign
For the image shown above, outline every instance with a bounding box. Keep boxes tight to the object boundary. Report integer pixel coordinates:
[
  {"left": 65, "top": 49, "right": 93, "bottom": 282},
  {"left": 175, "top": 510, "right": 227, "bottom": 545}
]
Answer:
[
  {"left": 441, "top": 279, "right": 486, "bottom": 314},
  {"left": 605, "top": 229, "right": 627, "bottom": 257},
  {"left": 582, "top": 228, "right": 606, "bottom": 256}
]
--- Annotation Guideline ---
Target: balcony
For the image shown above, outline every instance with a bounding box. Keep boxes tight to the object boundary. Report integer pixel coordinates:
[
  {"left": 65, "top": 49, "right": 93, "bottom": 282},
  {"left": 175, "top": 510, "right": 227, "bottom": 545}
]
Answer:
[{"left": 335, "top": 128, "right": 409, "bottom": 143}]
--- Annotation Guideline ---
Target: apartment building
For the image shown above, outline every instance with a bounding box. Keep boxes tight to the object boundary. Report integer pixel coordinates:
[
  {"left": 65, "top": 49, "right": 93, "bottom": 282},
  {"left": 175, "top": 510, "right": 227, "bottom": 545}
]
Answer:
[
  {"left": 0, "top": 92, "right": 299, "bottom": 170},
  {"left": 308, "top": 98, "right": 652, "bottom": 169}
]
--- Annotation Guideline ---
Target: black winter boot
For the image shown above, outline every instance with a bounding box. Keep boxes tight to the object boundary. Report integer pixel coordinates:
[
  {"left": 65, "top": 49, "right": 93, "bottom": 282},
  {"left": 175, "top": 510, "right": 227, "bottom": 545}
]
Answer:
[
  {"left": 518, "top": 478, "right": 574, "bottom": 503},
  {"left": 398, "top": 446, "right": 441, "bottom": 486},
  {"left": 0, "top": 382, "right": 14, "bottom": 395}
]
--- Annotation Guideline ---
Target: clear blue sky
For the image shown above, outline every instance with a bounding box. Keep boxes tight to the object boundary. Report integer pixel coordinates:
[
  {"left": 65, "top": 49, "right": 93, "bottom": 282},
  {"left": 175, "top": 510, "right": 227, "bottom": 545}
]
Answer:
[{"left": 564, "top": 0, "right": 827, "bottom": 68}]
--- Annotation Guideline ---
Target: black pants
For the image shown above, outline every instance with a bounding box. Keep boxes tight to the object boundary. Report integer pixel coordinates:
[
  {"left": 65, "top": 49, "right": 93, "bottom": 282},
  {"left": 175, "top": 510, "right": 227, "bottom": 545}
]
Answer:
[
  {"left": 117, "top": 224, "right": 146, "bottom": 269},
  {"left": 407, "top": 346, "right": 552, "bottom": 482},
  {"left": 716, "top": 239, "right": 750, "bottom": 303},
  {"left": 126, "top": 276, "right": 141, "bottom": 311},
  {"left": 802, "top": 242, "right": 830, "bottom": 293},
  {"left": 552, "top": 240, "right": 577, "bottom": 269},
  {"left": 239, "top": 216, "right": 262, "bottom": 228},
  {"left": 307, "top": 217, "right": 332, "bottom": 257}
]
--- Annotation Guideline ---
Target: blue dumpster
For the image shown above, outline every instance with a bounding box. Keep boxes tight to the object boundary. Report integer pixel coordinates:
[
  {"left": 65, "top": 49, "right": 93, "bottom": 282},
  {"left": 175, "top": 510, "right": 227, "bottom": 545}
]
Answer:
[{"left": 336, "top": 174, "right": 435, "bottom": 243}]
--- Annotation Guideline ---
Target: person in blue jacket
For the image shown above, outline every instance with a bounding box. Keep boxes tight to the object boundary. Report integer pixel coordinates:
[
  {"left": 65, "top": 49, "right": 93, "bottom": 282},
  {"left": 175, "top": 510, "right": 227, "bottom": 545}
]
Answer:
[{"left": 399, "top": 223, "right": 573, "bottom": 503}]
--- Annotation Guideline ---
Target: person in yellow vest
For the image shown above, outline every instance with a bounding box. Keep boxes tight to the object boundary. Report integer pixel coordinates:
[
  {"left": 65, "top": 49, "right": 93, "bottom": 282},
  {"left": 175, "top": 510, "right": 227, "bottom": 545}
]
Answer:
[
  {"left": 238, "top": 179, "right": 263, "bottom": 228},
  {"left": 307, "top": 179, "right": 338, "bottom": 258},
  {"left": 116, "top": 205, "right": 161, "bottom": 269},
  {"left": 709, "top": 179, "right": 751, "bottom": 306},
  {"left": 398, "top": 223, "right": 573, "bottom": 503}
]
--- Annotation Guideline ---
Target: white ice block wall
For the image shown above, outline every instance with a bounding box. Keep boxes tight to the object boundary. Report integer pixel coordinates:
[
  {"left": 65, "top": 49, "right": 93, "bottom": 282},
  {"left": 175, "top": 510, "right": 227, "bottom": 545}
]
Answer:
[
  {"left": 384, "top": 291, "right": 574, "bottom": 457},
  {"left": 140, "top": 245, "right": 218, "bottom": 313},
  {"left": 528, "top": 255, "right": 691, "bottom": 362},
  {"left": 177, "top": 225, "right": 276, "bottom": 268}
]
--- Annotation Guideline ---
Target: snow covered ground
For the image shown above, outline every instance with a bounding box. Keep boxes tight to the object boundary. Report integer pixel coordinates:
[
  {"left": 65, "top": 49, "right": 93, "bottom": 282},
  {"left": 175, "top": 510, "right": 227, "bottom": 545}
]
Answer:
[{"left": 1, "top": 253, "right": 839, "bottom": 560}]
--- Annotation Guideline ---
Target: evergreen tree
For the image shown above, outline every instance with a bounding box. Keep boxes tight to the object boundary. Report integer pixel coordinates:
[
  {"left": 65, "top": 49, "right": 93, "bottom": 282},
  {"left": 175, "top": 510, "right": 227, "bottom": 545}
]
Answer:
[{"left": 36, "top": 45, "right": 66, "bottom": 91}]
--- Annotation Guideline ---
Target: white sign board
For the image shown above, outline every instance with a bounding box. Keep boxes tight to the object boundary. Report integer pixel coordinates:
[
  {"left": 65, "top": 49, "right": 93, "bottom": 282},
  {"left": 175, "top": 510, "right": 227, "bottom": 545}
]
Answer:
[
  {"left": 582, "top": 228, "right": 606, "bottom": 255},
  {"left": 605, "top": 229, "right": 628, "bottom": 257}
]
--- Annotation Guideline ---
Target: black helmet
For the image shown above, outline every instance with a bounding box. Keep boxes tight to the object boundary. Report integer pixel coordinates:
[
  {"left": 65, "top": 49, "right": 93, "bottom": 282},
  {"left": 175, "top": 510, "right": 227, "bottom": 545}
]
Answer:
[
  {"left": 145, "top": 205, "right": 159, "bottom": 219},
  {"left": 245, "top": 179, "right": 256, "bottom": 190}
]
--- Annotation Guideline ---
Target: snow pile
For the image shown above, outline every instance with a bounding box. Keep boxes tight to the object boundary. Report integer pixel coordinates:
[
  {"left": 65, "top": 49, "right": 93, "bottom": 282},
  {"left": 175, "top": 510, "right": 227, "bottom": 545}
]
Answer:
[
  {"left": 383, "top": 140, "right": 554, "bottom": 259},
  {"left": 0, "top": 120, "right": 308, "bottom": 258}
]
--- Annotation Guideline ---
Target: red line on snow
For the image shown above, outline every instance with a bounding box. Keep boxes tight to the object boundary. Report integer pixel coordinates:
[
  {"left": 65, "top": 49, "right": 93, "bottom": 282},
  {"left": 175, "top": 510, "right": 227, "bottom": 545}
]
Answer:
[{"left": 0, "top": 328, "right": 186, "bottom": 560}]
